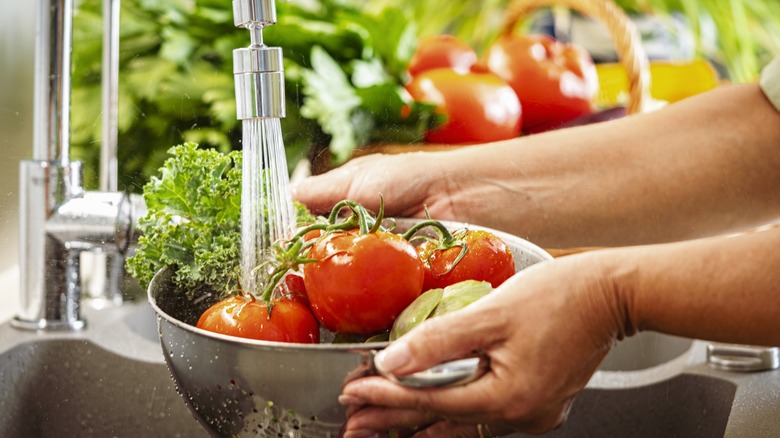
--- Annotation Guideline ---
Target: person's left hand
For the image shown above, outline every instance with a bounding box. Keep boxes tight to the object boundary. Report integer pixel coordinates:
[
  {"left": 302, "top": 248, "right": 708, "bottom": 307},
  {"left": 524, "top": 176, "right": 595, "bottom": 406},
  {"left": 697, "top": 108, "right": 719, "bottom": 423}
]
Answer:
[{"left": 338, "top": 254, "right": 627, "bottom": 437}]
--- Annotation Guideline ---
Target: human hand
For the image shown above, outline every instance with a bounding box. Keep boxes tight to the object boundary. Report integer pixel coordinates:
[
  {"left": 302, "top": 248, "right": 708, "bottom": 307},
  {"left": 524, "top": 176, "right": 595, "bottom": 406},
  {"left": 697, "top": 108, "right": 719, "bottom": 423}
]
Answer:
[
  {"left": 293, "top": 152, "right": 450, "bottom": 218},
  {"left": 339, "top": 254, "right": 625, "bottom": 437},
  {"left": 292, "top": 146, "right": 539, "bottom": 238}
]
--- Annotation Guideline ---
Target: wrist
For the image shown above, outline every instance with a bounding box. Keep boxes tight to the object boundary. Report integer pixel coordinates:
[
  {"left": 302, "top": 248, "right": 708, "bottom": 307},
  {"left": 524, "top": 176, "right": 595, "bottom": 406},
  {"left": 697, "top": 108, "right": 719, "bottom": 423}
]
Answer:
[
  {"left": 587, "top": 249, "right": 642, "bottom": 341},
  {"left": 603, "top": 248, "right": 645, "bottom": 339}
]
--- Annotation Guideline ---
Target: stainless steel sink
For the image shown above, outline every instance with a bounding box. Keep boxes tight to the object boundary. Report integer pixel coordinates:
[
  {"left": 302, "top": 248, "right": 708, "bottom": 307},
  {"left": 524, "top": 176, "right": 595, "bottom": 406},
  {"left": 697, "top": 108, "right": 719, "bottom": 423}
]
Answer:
[
  {"left": 516, "top": 374, "right": 736, "bottom": 438},
  {"left": 0, "top": 302, "right": 208, "bottom": 438},
  {"left": 0, "top": 339, "right": 207, "bottom": 438},
  {"left": 599, "top": 331, "right": 694, "bottom": 371},
  {"left": 0, "top": 300, "right": 778, "bottom": 437}
]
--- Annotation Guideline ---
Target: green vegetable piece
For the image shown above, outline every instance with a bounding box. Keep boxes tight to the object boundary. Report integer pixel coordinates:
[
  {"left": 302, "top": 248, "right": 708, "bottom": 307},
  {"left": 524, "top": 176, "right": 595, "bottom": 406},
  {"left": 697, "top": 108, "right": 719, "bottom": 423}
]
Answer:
[
  {"left": 126, "top": 143, "right": 243, "bottom": 296},
  {"left": 389, "top": 288, "right": 443, "bottom": 341},
  {"left": 390, "top": 280, "right": 493, "bottom": 341},
  {"left": 125, "top": 143, "right": 313, "bottom": 299},
  {"left": 432, "top": 280, "right": 493, "bottom": 318},
  {"left": 365, "top": 332, "right": 390, "bottom": 343}
]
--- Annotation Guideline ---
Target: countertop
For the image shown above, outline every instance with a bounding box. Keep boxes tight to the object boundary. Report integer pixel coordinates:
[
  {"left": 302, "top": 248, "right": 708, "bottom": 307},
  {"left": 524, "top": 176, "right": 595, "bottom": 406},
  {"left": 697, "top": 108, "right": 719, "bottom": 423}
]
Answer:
[{"left": 0, "top": 266, "right": 19, "bottom": 324}]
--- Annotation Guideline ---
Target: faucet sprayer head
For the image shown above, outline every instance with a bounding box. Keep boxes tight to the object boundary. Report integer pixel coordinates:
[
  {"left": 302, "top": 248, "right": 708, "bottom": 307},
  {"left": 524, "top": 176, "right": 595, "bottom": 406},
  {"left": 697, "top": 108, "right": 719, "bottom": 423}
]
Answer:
[
  {"left": 233, "top": 47, "right": 285, "bottom": 119},
  {"left": 232, "top": 0, "right": 285, "bottom": 120}
]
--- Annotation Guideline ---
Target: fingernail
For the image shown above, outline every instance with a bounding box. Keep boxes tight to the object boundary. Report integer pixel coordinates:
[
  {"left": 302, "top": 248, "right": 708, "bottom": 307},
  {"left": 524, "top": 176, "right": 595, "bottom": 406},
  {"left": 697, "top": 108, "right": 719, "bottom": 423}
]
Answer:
[
  {"left": 375, "top": 341, "right": 411, "bottom": 374},
  {"left": 338, "top": 394, "right": 365, "bottom": 406},
  {"left": 343, "top": 430, "right": 379, "bottom": 438}
]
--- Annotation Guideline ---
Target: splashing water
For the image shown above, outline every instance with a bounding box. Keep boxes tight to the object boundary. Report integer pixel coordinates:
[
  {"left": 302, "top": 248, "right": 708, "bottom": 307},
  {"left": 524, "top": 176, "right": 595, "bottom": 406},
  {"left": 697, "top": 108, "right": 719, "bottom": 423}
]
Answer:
[{"left": 241, "top": 118, "right": 296, "bottom": 293}]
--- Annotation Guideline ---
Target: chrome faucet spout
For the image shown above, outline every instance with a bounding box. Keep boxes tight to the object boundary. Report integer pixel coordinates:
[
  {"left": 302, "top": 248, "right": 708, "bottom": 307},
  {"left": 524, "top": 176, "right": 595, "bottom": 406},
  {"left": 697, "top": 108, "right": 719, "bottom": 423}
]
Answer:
[{"left": 32, "top": 0, "right": 72, "bottom": 163}]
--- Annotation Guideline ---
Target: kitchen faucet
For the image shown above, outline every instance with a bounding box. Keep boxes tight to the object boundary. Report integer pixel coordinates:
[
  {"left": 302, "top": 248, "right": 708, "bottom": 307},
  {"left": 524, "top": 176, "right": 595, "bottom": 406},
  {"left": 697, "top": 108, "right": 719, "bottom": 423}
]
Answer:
[
  {"left": 11, "top": 0, "right": 283, "bottom": 332},
  {"left": 12, "top": 0, "right": 143, "bottom": 331}
]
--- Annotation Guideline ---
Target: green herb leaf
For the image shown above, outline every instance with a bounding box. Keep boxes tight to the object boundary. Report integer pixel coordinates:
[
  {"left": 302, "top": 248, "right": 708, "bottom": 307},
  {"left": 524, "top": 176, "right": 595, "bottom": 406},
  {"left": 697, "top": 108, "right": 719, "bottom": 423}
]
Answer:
[{"left": 300, "top": 46, "right": 362, "bottom": 163}]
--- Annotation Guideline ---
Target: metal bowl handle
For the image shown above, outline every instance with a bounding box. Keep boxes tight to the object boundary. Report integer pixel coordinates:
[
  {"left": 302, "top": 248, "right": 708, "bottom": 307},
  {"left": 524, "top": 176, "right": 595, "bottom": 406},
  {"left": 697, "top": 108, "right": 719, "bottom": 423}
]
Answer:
[{"left": 372, "top": 351, "right": 490, "bottom": 388}]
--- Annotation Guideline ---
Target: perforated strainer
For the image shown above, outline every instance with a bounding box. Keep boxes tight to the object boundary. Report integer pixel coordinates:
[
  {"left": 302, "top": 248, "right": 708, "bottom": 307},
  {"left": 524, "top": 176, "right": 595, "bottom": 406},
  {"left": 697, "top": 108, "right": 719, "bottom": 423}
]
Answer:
[{"left": 148, "top": 219, "right": 552, "bottom": 437}]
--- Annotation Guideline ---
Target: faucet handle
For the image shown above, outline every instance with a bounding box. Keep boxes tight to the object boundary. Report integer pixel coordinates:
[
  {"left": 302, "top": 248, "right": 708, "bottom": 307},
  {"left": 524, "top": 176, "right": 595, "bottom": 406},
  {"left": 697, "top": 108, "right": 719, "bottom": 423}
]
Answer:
[{"left": 707, "top": 343, "right": 780, "bottom": 372}]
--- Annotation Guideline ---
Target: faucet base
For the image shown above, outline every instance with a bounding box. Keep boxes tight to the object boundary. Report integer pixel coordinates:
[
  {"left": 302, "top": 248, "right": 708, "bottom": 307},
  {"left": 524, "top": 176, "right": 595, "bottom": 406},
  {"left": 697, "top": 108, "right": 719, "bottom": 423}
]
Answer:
[{"left": 11, "top": 316, "right": 86, "bottom": 332}]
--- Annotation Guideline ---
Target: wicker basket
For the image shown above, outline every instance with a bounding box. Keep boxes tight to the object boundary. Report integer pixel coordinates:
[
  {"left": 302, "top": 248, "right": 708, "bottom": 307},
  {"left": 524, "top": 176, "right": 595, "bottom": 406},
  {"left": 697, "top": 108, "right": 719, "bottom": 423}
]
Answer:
[
  {"left": 311, "top": 0, "right": 651, "bottom": 174},
  {"left": 501, "top": 0, "right": 651, "bottom": 115}
]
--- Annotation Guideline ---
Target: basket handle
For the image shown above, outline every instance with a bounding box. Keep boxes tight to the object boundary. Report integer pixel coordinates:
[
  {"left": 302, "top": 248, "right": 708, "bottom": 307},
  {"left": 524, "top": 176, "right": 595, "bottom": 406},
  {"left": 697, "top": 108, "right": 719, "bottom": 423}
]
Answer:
[{"left": 501, "top": 0, "right": 651, "bottom": 114}]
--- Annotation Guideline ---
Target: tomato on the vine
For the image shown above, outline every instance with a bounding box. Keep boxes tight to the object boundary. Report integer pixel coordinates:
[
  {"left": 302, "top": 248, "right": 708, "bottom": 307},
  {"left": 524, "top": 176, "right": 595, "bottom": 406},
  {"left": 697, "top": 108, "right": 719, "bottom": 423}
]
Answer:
[
  {"left": 282, "top": 272, "right": 309, "bottom": 308},
  {"left": 196, "top": 295, "right": 320, "bottom": 343},
  {"left": 406, "top": 68, "right": 522, "bottom": 144},
  {"left": 408, "top": 34, "right": 478, "bottom": 77},
  {"left": 481, "top": 34, "right": 598, "bottom": 134},
  {"left": 302, "top": 230, "right": 424, "bottom": 335},
  {"left": 417, "top": 229, "right": 515, "bottom": 290}
]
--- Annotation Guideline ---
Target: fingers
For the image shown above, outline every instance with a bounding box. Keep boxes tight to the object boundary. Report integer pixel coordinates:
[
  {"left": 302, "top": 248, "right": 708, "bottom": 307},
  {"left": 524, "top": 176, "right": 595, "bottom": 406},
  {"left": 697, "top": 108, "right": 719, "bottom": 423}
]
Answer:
[
  {"left": 343, "top": 406, "right": 504, "bottom": 438},
  {"left": 415, "top": 421, "right": 517, "bottom": 438},
  {"left": 341, "top": 375, "right": 571, "bottom": 428},
  {"left": 291, "top": 164, "right": 369, "bottom": 215},
  {"left": 341, "top": 404, "right": 438, "bottom": 438},
  {"left": 292, "top": 153, "right": 441, "bottom": 217},
  {"left": 341, "top": 376, "right": 573, "bottom": 436},
  {"left": 373, "top": 302, "right": 507, "bottom": 377},
  {"left": 341, "top": 374, "right": 498, "bottom": 420},
  {"left": 292, "top": 154, "right": 404, "bottom": 214},
  {"left": 341, "top": 296, "right": 512, "bottom": 420}
]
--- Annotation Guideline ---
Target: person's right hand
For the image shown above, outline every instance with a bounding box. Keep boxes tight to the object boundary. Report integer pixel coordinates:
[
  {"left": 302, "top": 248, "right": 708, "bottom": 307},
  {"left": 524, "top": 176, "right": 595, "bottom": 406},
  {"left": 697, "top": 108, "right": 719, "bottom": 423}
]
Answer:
[{"left": 339, "top": 252, "right": 628, "bottom": 437}]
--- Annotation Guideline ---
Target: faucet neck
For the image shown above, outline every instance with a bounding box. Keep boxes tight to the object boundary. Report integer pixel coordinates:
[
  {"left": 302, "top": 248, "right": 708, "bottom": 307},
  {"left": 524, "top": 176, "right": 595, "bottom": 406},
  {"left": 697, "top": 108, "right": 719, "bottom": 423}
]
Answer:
[{"left": 32, "top": 0, "right": 74, "bottom": 164}]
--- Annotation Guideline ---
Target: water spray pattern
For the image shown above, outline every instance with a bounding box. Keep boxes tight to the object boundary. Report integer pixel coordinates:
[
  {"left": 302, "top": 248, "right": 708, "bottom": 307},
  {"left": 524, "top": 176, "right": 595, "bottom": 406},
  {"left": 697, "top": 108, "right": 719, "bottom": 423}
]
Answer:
[{"left": 240, "top": 118, "right": 295, "bottom": 293}]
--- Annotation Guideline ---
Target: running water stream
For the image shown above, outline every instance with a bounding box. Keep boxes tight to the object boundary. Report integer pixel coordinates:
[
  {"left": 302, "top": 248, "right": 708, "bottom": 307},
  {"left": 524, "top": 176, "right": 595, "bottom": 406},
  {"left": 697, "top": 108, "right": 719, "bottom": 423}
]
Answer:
[{"left": 240, "top": 117, "right": 296, "bottom": 293}]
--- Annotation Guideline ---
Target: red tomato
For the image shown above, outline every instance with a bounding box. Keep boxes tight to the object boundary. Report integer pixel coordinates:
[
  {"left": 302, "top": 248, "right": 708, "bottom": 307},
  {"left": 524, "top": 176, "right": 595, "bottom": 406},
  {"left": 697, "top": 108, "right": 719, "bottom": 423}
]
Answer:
[
  {"left": 282, "top": 272, "right": 309, "bottom": 307},
  {"left": 417, "top": 229, "right": 515, "bottom": 290},
  {"left": 196, "top": 295, "right": 320, "bottom": 343},
  {"left": 481, "top": 34, "right": 598, "bottom": 133},
  {"left": 302, "top": 231, "right": 424, "bottom": 335},
  {"left": 406, "top": 68, "right": 522, "bottom": 144},
  {"left": 408, "top": 34, "right": 478, "bottom": 77}
]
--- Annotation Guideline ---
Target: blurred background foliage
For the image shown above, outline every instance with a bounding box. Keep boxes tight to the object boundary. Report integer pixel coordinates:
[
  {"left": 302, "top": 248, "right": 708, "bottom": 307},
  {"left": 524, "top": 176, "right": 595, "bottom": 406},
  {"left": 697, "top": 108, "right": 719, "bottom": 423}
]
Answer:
[{"left": 70, "top": 0, "right": 780, "bottom": 193}]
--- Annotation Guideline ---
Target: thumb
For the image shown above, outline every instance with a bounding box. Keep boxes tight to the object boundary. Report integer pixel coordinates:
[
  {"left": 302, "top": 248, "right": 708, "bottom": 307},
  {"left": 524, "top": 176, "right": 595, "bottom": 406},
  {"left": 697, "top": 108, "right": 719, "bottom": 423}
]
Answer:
[{"left": 375, "top": 302, "right": 506, "bottom": 376}]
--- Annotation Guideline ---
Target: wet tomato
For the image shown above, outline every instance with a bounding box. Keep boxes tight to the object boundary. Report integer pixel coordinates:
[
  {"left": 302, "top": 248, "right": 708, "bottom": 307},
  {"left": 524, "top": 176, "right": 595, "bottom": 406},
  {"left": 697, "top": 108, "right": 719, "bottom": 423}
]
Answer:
[
  {"left": 481, "top": 34, "right": 598, "bottom": 133},
  {"left": 282, "top": 272, "right": 309, "bottom": 307},
  {"left": 417, "top": 229, "right": 515, "bottom": 290},
  {"left": 196, "top": 295, "right": 320, "bottom": 343},
  {"left": 302, "top": 231, "right": 424, "bottom": 335},
  {"left": 406, "top": 68, "right": 522, "bottom": 144},
  {"left": 408, "top": 34, "right": 478, "bottom": 77}
]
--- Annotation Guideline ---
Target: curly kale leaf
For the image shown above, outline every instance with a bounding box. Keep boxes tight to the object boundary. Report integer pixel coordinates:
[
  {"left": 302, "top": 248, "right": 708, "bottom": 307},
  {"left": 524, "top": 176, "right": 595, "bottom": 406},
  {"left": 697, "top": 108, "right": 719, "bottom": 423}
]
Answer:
[
  {"left": 127, "top": 143, "right": 243, "bottom": 297},
  {"left": 127, "top": 143, "right": 315, "bottom": 298}
]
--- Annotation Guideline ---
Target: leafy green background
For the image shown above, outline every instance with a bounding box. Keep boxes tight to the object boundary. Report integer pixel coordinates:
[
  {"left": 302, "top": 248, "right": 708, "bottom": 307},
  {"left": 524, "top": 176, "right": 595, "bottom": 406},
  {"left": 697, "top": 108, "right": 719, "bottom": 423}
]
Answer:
[
  {"left": 71, "top": 0, "right": 780, "bottom": 193},
  {"left": 71, "top": 0, "right": 436, "bottom": 192}
]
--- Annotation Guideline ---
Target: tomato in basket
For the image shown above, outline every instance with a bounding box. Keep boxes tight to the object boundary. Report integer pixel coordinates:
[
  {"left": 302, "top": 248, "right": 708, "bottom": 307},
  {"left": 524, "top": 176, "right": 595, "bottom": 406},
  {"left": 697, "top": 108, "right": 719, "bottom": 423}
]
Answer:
[
  {"left": 481, "top": 33, "right": 599, "bottom": 134},
  {"left": 406, "top": 68, "right": 522, "bottom": 144},
  {"left": 408, "top": 34, "right": 478, "bottom": 77}
]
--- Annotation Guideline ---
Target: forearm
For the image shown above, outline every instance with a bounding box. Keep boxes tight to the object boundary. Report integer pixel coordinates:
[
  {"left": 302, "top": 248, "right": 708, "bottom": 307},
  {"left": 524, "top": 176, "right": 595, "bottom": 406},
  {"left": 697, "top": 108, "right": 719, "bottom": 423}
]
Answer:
[
  {"left": 446, "top": 83, "right": 780, "bottom": 247},
  {"left": 599, "top": 227, "right": 780, "bottom": 347}
]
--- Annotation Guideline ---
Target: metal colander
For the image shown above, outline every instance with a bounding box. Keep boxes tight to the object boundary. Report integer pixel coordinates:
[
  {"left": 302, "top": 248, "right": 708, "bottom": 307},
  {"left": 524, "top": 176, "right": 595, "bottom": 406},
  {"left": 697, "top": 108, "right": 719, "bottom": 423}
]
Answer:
[{"left": 148, "top": 219, "right": 552, "bottom": 437}]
